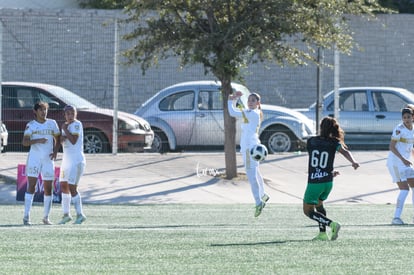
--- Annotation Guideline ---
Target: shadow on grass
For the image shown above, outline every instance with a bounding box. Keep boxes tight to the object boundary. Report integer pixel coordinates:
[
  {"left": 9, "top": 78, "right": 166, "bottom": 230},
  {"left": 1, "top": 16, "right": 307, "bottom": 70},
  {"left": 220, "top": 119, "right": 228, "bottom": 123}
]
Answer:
[
  {"left": 345, "top": 223, "right": 414, "bottom": 227},
  {"left": 210, "top": 239, "right": 307, "bottom": 247},
  {"left": 83, "top": 156, "right": 185, "bottom": 177},
  {"left": 304, "top": 223, "right": 414, "bottom": 228},
  {"left": 0, "top": 224, "right": 53, "bottom": 227},
  {"left": 108, "top": 223, "right": 251, "bottom": 230}
]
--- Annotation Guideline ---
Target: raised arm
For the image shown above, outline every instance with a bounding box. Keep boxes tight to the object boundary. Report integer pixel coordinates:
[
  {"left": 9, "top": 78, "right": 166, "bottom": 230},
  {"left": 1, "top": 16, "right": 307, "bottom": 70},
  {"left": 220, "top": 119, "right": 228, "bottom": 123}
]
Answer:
[{"left": 227, "top": 92, "right": 243, "bottom": 118}]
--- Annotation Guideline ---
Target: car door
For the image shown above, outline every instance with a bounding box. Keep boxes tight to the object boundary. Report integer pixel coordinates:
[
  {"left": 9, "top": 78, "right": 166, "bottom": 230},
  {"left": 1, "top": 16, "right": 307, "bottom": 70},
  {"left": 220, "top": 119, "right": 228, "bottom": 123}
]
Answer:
[
  {"left": 157, "top": 90, "right": 196, "bottom": 147},
  {"left": 324, "top": 89, "right": 373, "bottom": 141},
  {"left": 192, "top": 89, "right": 225, "bottom": 146},
  {"left": 370, "top": 90, "right": 408, "bottom": 143}
]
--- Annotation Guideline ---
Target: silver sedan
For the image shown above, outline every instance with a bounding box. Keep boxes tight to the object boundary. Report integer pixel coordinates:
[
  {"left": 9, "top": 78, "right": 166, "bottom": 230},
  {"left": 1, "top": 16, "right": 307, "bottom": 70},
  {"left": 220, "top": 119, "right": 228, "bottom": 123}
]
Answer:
[{"left": 298, "top": 87, "right": 414, "bottom": 148}]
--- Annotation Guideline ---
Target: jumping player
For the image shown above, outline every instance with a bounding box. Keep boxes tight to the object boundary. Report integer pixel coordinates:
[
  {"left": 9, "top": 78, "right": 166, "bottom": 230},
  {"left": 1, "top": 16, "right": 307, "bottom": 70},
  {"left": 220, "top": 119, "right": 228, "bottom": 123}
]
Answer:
[
  {"left": 22, "top": 101, "right": 60, "bottom": 225},
  {"left": 387, "top": 107, "right": 414, "bottom": 225},
  {"left": 303, "top": 117, "right": 359, "bottom": 241},
  {"left": 58, "top": 105, "right": 87, "bottom": 224},
  {"left": 228, "top": 91, "right": 269, "bottom": 217}
]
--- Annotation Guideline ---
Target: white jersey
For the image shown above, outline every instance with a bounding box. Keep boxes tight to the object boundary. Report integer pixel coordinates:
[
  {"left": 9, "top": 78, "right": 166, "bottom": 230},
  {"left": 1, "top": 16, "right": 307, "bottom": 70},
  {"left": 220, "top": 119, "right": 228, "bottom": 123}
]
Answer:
[
  {"left": 387, "top": 122, "right": 414, "bottom": 166},
  {"left": 23, "top": 119, "right": 60, "bottom": 158},
  {"left": 228, "top": 100, "right": 260, "bottom": 151},
  {"left": 61, "top": 120, "right": 85, "bottom": 164}
]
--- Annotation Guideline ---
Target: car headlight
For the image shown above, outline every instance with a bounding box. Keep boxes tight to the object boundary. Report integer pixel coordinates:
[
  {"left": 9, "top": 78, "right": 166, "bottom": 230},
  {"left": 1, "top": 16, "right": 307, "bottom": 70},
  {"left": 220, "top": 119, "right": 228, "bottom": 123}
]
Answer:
[
  {"left": 141, "top": 121, "right": 151, "bottom": 131},
  {"left": 119, "top": 120, "right": 151, "bottom": 132},
  {"left": 118, "top": 120, "right": 135, "bottom": 131}
]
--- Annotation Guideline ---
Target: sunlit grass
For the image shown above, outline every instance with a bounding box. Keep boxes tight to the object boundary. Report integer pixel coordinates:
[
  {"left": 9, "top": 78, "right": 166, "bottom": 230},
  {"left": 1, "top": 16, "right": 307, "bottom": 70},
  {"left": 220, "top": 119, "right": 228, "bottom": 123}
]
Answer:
[{"left": 0, "top": 204, "right": 412, "bottom": 274}]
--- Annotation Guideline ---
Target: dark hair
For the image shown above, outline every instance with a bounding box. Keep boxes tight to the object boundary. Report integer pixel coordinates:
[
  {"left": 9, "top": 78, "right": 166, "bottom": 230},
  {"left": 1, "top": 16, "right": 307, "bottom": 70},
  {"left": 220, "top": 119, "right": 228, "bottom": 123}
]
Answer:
[
  {"left": 249, "top": 93, "right": 261, "bottom": 102},
  {"left": 402, "top": 107, "right": 413, "bottom": 116},
  {"left": 33, "top": 101, "right": 49, "bottom": 111},
  {"left": 320, "top": 116, "right": 347, "bottom": 148}
]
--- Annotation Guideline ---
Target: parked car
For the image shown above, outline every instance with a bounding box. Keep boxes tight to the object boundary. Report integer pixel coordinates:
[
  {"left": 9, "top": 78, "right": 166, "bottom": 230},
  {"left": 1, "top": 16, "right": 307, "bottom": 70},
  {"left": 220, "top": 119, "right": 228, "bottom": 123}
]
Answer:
[
  {"left": 0, "top": 122, "right": 8, "bottom": 152},
  {"left": 297, "top": 87, "right": 414, "bottom": 148},
  {"left": 1, "top": 82, "right": 154, "bottom": 153},
  {"left": 135, "top": 81, "right": 315, "bottom": 153}
]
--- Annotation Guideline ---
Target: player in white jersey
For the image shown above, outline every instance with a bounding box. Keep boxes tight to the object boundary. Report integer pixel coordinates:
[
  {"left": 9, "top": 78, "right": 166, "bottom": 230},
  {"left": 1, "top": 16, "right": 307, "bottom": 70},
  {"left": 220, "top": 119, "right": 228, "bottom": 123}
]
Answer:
[
  {"left": 387, "top": 107, "right": 414, "bottom": 225},
  {"left": 58, "top": 105, "right": 87, "bottom": 225},
  {"left": 22, "top": 101, "right": 60, "bottom": 225},
  {"left": 228, "top": 91, "right": 269, "bottom": 217}
]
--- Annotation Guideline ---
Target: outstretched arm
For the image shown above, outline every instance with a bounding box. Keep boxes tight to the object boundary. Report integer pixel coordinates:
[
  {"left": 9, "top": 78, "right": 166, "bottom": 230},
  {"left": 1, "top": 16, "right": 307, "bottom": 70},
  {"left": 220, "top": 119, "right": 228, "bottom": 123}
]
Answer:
[{"left": 339, "top": 147, "right": 360, "bottom": 170}]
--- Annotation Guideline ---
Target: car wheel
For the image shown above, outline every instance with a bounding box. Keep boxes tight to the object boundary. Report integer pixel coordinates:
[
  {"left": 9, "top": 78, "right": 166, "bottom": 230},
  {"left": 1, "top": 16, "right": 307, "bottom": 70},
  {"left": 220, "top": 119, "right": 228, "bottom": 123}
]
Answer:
[
  {"left": 83, "top": 130, "right": 109, "bottom": 154},
  {"left": 148, "top": 129, "right": 169, "bottom": 153},
  {"left": 261, "top": 126, "right": 296, "bottom": 153}
]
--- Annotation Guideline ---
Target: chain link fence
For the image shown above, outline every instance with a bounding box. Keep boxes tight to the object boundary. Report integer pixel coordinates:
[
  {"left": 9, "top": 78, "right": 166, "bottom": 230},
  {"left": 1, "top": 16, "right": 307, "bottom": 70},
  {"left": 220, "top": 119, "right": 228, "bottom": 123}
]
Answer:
[{"left": 1, "top": 9, "right": 414, "bottom": 152}]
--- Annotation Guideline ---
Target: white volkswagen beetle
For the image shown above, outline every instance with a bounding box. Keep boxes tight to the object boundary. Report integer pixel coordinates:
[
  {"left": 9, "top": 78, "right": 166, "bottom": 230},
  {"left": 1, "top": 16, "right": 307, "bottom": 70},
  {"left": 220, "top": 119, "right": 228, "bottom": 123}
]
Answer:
[{"left": 135, "top": 81, "right": 315, "bottom": 153}]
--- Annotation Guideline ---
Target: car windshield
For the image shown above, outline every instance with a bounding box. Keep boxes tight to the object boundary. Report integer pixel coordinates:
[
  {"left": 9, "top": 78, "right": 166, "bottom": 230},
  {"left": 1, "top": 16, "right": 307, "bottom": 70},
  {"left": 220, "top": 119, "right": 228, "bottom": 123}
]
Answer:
[{"left": 46, "top": 85, "right": 97, "bottom": 109}]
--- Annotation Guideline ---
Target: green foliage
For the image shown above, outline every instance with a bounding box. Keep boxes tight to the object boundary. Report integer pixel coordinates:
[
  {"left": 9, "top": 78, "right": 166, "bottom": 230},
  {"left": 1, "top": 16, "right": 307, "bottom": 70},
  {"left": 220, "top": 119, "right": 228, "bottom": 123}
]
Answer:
[
  {"left": 77, "top": 0, "right": 129, "bottom": 9},
  {"left": 379, "top": 0, "right": 414, "bottom": 13},
  {"left": 122, "top": 0, "right": 388, "bottom": 78},
  {"left": 120, "top": 0, "right": 390, "bottom": 178},
  {"left": 0, "top": 204, "right": 413, "bottom": 274}
]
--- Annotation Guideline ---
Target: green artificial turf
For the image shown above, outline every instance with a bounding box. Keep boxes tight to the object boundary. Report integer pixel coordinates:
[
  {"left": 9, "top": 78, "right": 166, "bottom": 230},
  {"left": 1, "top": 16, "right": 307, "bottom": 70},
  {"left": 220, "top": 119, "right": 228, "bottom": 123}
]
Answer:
[{"left": 0, "top": 203, "right": 412, "bottom": 274}]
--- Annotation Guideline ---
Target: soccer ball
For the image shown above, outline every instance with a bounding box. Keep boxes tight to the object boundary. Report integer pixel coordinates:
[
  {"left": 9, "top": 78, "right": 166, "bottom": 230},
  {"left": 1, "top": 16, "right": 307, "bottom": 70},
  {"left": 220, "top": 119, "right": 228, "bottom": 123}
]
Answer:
[{"left": 250, "top": 144, "right": 268, "bottom": 162}]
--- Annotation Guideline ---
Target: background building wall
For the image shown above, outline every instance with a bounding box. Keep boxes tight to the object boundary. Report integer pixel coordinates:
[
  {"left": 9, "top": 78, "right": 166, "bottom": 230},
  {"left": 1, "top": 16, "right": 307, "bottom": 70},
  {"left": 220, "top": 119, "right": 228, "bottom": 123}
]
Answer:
[
  {"left": 1, "top": 0, "right": 79, "bottom": 9},
  {"left": 0, "top": 9, "right": 413, "bottom": 113}
]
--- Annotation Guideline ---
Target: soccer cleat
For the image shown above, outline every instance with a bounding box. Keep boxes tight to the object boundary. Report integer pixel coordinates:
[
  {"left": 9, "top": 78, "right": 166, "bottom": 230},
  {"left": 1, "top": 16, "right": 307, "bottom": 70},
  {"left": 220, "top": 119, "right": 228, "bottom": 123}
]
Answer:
[
  {"left": 42, "top": 217, "right": 53, "bottom": 225},
  {"left": 392, "top": 217, "right": 405, "bottom": 225},
  {"left": 74, "top": 214, "right": 86, "bottom": 224},
  {"left": 261, "top": 194, "right": 270, "bottom": 204},
  {"left": 23, "top": 216, "right": 32, "bottom": 226},
  {"left": 260, "top": 194, "right": 270, "bottom": 211},
  {"left": 254, "top": 203, "right": 265, "bottom": 217},
  {"left": 330, "top": 222, "right": 341, "bottom": 241},
  {"left": 312, "top": 232, "right": 329, "bottom": 241},
  {"left": 58, "top": 214, "right": 73, "bottom": 225}
]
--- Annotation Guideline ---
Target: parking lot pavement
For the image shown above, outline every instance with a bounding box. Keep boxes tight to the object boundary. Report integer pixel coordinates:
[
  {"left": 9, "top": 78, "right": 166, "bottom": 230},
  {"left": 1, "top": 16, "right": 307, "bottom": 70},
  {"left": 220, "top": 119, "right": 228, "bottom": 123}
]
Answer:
[{"left": 0, "top": 150, "right": 396, "bottom": 205}]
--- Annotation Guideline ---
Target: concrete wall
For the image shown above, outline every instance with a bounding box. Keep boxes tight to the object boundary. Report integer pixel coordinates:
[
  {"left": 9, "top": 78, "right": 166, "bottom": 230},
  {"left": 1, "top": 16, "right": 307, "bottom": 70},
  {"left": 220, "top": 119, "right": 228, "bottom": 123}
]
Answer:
[
  {"left": 1, "top": 0, "right": 79, "bottom": 9},
  {"left": 1, "top": 8, "right": 413, "bottom": 113}
]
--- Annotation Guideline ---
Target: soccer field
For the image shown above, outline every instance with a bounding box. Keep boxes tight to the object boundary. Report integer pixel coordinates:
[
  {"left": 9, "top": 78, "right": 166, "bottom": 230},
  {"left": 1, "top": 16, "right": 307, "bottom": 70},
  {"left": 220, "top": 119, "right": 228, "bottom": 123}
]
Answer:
[{"left": 0, "top": 204, "right": 412, "bottom": 274}]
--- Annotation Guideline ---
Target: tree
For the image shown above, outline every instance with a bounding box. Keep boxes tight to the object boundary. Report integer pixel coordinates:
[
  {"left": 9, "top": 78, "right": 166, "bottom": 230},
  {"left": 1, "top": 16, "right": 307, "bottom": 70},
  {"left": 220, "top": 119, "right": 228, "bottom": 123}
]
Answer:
[
  {"left": 122, "top": 0, "right": 386, "bottom": 179},
  {"left": 77, "top": 0, "right": 128, "bottom": 9},
  {"left": 379, "top": 0, "right": 414, "bottom": 13}
]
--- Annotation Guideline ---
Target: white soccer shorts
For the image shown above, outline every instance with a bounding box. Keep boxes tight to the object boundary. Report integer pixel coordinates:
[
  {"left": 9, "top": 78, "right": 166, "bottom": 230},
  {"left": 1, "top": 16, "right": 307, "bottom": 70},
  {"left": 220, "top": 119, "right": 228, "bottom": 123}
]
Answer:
[
  {"left": 25, "top": 154, "right": 55, "bottom": 180},
  {"left": 59, "top": 162, "right": 85, "bottom": 185},
  {"left": 387, "top": 163, "right": 414, "bottom": 183}
]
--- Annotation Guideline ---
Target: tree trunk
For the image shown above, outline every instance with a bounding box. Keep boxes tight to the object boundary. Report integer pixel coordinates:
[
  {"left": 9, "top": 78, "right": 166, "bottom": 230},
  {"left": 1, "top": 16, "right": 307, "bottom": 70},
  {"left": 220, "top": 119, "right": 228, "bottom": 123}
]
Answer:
[{"left": 221, "top": 78, "right": 238, "bottom": 179}]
